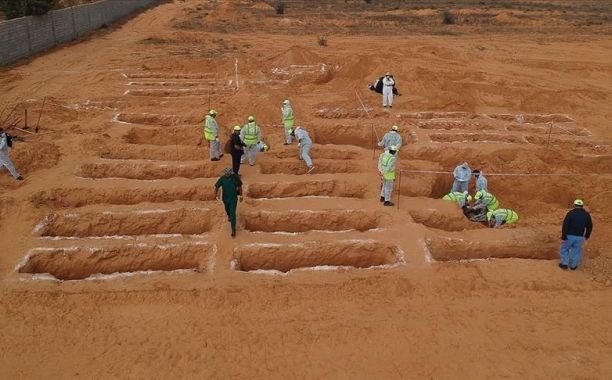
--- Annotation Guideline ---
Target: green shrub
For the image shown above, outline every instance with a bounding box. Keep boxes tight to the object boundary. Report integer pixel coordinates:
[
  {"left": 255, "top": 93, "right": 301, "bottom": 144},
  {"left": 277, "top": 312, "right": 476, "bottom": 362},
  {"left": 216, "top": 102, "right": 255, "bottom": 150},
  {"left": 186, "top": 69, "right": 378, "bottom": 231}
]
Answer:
[{"left": 0, "top": 0, "right": 57, "bottom": 19}]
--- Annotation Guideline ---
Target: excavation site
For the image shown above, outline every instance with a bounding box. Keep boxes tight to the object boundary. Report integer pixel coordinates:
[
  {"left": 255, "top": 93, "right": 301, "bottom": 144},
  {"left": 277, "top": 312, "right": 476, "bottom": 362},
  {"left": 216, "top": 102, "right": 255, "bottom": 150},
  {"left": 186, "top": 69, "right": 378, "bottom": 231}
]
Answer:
[{"left": 1, "top": 0, "right": 611, "bottom": 378}]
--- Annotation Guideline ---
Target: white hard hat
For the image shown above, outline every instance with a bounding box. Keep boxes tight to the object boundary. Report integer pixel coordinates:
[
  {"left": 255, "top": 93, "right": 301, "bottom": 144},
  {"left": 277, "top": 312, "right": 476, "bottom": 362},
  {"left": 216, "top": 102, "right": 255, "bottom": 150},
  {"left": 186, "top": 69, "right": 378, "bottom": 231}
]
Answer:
[{"left": 282, "top": 99, "right": 290, "bottom": 104}]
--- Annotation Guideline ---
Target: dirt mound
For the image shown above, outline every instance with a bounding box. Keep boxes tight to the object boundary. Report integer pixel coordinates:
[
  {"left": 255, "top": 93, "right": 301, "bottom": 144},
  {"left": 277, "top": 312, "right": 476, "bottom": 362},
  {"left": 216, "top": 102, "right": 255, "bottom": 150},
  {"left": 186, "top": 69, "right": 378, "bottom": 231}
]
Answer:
[
  {"left": 268, "top": 45, "right": 325, "bottom": 68},
  {"left": 11, "top": 142, "right": 60, "bottom": 174}
]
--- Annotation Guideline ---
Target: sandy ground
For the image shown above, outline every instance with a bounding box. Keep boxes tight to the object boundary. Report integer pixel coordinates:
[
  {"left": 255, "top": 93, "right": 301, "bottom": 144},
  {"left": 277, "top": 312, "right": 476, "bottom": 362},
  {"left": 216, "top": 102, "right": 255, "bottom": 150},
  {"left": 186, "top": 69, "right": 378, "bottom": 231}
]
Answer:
[{"left": 1, "top": 0, "right": 612, "bottom": 378}]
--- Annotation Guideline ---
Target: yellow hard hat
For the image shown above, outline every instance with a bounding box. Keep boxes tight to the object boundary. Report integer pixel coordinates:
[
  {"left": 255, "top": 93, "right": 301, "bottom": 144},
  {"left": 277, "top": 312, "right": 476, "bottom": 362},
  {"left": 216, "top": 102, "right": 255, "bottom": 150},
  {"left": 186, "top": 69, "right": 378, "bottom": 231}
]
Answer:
[
  {"left": 263, "top": 143, "right": 269, "bottom": 152},
  {"left": 391, "top": 125, "right": 399, "bottom": 131},
  {"left": 209, "top": 109, "right": 217, "bottom": 116},
  {"left": 574, "top": 199, "right": 584, "bottom": 206},
  {"left": 247, "top": 115, "right": 255, "bottom": 122},
  {"left": 233, "top": 125, "right": 241, "bottom": 131}
]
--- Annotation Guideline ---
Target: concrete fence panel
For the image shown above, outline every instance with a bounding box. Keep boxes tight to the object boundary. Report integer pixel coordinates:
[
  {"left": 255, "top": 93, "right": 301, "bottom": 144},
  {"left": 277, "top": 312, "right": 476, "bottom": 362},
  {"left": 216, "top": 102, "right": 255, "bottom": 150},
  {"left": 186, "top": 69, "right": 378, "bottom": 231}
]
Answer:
[
  {"left": 0, "top": 0, "right": 157, "bottom": 66},
  {"left": 51, "top": 9, "right": 75, "bottom": 44},
  {"left": 0, "top": 18, "right": 30, "bottom": 65},
  {"left": 27, "top": 14, "right": 55, "bottom": 53}
]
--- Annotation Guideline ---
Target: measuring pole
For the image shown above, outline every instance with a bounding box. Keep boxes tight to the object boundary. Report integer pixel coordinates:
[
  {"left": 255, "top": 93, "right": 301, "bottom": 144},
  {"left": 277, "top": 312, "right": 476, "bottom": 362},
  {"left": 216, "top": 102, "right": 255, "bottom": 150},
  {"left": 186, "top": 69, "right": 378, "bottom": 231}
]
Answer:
[
  {"left": 235, "top": 58, "right": 239, "bottom": 91},
  {"left": 397, "top": 170, "right": 402, "bottom": 209},
  {"left": 35, "top": 97, "right": 47, "bottom": 133}
]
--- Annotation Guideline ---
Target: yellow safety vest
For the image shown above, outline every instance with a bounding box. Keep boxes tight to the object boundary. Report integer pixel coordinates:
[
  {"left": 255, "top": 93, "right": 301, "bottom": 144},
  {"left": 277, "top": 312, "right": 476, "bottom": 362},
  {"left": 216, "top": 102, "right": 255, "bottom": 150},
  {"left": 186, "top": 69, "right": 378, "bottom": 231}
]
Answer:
[
  {"left": 483, "top": 193, "right": 499, "bottom": 211},
  {"left": 243, "top": 122, "right": 259, "bottom": 146},
  {"left": 204, "top": 115, "right": 216, "bottom": 141},
  {"left": 488, "top": 209, "right": 519, "bottom": 224},
  {"left": 443, "top": 192, "right": 465, "bottom": 202},
  {"left": 380, "top": 153, "right": 396, "bottom": 180}
]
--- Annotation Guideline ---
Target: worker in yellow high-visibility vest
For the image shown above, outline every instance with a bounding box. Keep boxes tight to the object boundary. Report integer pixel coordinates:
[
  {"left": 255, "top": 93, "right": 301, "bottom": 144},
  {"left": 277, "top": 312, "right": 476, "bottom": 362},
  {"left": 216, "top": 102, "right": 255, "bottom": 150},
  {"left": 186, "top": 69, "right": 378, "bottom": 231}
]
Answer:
[
  {"left": 378, "top": 145, "right": 398, "bottom": 206},
  {"left": 281, "top": 99, "right": 294, "bottom": 145},
  {"left": 203, "top": 109, "right": 223, "bottom": 161},
  {"left": 239, "top": 115, "right": 262, "bottom": 166}
]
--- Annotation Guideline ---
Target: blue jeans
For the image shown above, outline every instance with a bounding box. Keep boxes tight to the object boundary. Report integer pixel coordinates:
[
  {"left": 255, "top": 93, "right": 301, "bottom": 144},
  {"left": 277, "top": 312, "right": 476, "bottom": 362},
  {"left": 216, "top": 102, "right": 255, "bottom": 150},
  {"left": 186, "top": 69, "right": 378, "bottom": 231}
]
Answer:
[{"left": 559, "top": 235, "right": 585, "bottom": 267}]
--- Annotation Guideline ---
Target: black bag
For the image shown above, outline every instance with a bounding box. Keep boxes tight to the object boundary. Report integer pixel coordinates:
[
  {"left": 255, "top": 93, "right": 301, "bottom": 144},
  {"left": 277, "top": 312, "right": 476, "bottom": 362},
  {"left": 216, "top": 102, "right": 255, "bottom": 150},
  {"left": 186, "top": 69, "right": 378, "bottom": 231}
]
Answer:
[
  {"left": 369, "top": 76, "right": 400, "bottom": 95},
  {"left": 5, "top": 133, "right": 13, "bottom": 148}
]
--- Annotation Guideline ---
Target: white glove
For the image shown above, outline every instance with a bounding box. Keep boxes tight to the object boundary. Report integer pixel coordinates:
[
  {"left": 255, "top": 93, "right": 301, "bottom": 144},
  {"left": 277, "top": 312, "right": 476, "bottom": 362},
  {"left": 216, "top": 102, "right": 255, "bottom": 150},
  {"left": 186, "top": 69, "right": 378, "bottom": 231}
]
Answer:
[{"left": 297, "top": 143, "right": 301, "bottom": 148}]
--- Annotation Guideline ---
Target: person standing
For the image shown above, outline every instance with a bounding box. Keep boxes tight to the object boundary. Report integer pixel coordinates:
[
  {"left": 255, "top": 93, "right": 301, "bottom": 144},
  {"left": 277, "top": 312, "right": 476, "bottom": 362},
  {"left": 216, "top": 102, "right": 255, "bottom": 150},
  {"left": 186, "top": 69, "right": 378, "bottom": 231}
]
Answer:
[
  {"left": 290, "top": 127, "right": 315, "bottom": 174},
  {"left": 214, "top": 168, "right": 243, "bottom": 238},
  {"left": 230, "top": 125, "right": 245, "bottom": 175},
  {"left": 378, "top": 125, "right": 403, "bottom": 151},
  {"left": 0, "top": 128, "right": 23, "bottom": 181},
  {"left": 378, "top": 145, "right": 398, "bottom": 206},
  {"left": 559, "top": 199, "right": 593, "bottom": 271},
  {"left": 240, "top": 115, "right": 262, "bottom": 166},
  {"left": 281, "top": 99, "right": 294, "bottom": 145},
  {"left": 472, "top": 169, "right": 488, "bottom": 192},
  {"left": 452, "top": 162, "right": 472, "bottom": 192},
  {"left": 382, "top": 72, "right": 395, "bottom": 108},
  {"left": 203, "top": 109, "right": 223, "bottom": 161}
]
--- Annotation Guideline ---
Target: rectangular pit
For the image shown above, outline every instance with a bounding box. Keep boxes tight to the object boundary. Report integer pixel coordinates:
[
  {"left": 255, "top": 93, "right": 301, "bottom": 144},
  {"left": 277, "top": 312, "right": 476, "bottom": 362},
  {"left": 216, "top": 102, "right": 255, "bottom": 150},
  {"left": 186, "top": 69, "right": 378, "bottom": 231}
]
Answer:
[
  {"left": 425, "top": 236, "right": 558, "bottom": 261},
  {"left": 124, "top": 127, "right": 200, "bottom": 146},
  {"left": 243, "top": 210, "right": 387, "bottom": 233},
  {"left": 126, "top": 88, "right": 233, "bottom": 97},
  {"left": 429, "top": 133, "right": 526, "bottom": 144},
  {"left": 124, "top": 72, "right": 215, "bottom": 79},
  {"left": 272, "top": 147, "right": 360, "bottom": 160},
  {"left": 76, "top": 162, "right": 220, "bottom": 180},
  {"left": 247, "top": 180, "right": 367, "bottom": 199},
  {"left": 114, "top": 113, "right": 200, "bottom": 126},
  {"left": 234, "top": 240, "right": 403, "bottom": 273},
  {"left": 35, "top": 208, "right": 216, "bottom": 237},
  {"left": 101, "top": 145, "right": 205, "bottom": 161},
  {"left": 259, "top": 160, "right": 363, "bottom": 175},
  {"left": 31, "top": 186, "right": 215, "bottom": 208},
  {"left": 17, "top": 243, "right": 214, "bottom": 281},
  {"left": 417, "top": 120, "right": 495, "bottom": 131}
]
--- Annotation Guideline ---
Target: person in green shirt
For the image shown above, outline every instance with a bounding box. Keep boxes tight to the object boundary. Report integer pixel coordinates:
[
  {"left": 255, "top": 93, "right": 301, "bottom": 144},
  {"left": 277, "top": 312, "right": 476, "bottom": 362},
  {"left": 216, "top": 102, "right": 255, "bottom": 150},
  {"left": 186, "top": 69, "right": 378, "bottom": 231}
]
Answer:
[{"left": 214, "top": 168, "right": 243, "bottom": 237}]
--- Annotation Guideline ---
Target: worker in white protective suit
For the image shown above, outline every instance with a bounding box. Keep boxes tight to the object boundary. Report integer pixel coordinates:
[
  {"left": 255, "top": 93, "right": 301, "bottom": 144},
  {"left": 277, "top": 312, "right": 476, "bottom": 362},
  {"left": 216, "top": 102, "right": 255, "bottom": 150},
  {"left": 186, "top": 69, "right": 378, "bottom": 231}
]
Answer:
[
  {"left": 290, "top": 127, "right": 315, "bottom": 174},
  {"left": 0, "top": 128, "right": 23, "bottom": 181},
  {"left": 452, "top": 162, "right": 472, "bottom": 193},
  {"left": 378, "top": 145, "right": 398, "bottom": 206},
  {"left": 472, "top": 169, "right": 488, "bottom": 192},
  {"left": 382, "top": 72, "right": 395, "bottom": 108},
  {"left": 281, "top": 99, "right": 294, "bottom": 145},
  {"left": 240, "top": 115, "right": 262, "bottom": 166},
  {"left": 378, "top": 125, "right": 403, "bottom": 151}
]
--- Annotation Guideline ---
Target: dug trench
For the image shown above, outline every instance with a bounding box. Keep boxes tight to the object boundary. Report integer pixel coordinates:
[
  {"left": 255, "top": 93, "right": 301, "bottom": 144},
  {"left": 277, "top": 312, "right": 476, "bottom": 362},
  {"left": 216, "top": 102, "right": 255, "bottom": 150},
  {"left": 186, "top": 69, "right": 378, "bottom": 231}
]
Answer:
[
  {"left": 243, "top": 210, "right": 388, "bottom": 233},
  {"left": 233, "top": 240, "right": 402, "bottom": 273},
  {"left": 425, "top": 231, "right": 559, "bottom": 261},
  {"left": 246, "top": 180, "right": 367, "bottom": 199},
  {"left": 125, "top": 88, "right": 235, "bottom": 97},
  {"left": 429, "top": 133, "right": 526, "bottom": 144},
  {"left": 259, "top": 160, "right": 365, "bottom": 175},
  {"left": 35, "top": 208, "right": 217, "bottom": 237},
  {"left": 17, "top": 243, "right": 214, "bottom": 281},
  {"left": 114, "top": 112, "right": 201, "bottom": 126},
  {"left": 102, "top": 144, "right": 362, "bottom": 161},
  {"left": 31, "top": 186, "right": 216, "bottom": 208},
  {"left": 76, "top": 161, "right": 223, "bottom": 180}
]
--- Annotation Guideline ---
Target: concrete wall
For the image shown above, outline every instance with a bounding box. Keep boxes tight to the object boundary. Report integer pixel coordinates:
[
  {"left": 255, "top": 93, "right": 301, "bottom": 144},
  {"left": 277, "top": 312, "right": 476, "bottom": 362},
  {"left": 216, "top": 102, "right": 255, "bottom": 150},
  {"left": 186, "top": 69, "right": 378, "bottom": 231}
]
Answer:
[{"left": 0, "top": 0, "right": 157, "bottom": 66}]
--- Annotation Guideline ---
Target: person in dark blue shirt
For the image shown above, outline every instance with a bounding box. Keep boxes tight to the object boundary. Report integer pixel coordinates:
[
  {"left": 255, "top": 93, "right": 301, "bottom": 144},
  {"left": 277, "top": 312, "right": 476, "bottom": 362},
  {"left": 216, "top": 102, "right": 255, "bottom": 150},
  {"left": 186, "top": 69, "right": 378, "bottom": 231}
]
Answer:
[{"left": 559, "top": 199, "right": 593, "bottom": 270}]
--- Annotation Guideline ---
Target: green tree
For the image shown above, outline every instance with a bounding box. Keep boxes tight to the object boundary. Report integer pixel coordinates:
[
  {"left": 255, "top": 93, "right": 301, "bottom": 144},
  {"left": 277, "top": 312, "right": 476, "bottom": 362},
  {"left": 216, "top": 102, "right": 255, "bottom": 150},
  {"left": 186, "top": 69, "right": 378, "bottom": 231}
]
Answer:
[{"left": 0, "top": 0, "right": 57, "bottom": 19}]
